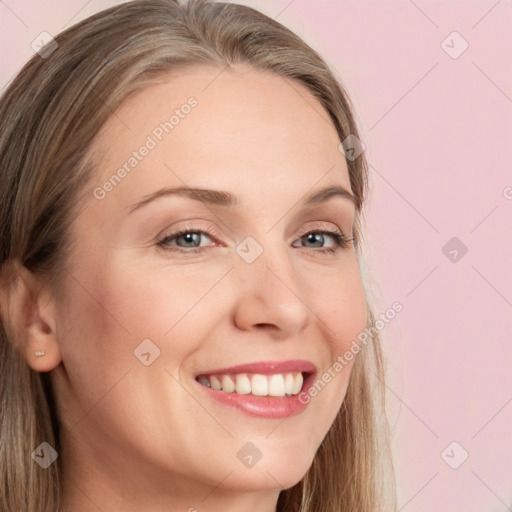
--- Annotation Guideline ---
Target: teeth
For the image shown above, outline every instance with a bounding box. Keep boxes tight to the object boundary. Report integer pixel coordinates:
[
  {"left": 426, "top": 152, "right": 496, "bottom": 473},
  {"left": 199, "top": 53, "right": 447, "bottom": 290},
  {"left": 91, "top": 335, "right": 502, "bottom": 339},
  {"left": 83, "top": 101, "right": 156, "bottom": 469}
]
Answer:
[
  {"left": 284, "top": 373, "right": 294, "bottom": 395},
  {"left": 292, "top": 373, "right": 303, "bottom": 395},
  {"left": 210, "top": 375, "right": 222, "bottom": 391},
  {"left": 269, "top": 374, "right": 285, "bottom": 397},
  {"left": 197, "top": 372, "right": 305, "bottom": 397},
  {"left": 251, "top": 374, "right": 268, "bottom": 396},
  {"left": 235, "top": 374, "right": 251, "bottom": 395},
  {"left": 221, "top": 375, "right": 235, "bottom": 393},
  {"left": 198, "top": 375, "right": 211, "bottom": 387}
]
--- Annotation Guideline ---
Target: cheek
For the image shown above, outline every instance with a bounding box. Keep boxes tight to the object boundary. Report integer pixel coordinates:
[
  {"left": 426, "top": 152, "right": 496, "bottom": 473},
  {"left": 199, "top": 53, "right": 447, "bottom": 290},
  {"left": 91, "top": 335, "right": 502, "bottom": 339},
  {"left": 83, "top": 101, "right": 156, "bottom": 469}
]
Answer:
[
  {"left": 55, "top": 265, "right": 135, "bottom": 383},
  {"left": 300, "top": 264, "right": 367, "bottom": 437},
  {"left": 313, "top": 263, "right": 368, "bottom": 355},
  {"left": 64, "top": 259, "right": 231, "bottom": 373}
]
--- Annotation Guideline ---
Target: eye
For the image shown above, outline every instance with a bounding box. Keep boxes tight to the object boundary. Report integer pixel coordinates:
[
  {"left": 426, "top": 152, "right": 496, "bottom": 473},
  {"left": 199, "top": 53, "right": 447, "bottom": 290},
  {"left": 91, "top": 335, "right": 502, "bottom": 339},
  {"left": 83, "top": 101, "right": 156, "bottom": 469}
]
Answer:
[
  {"left": 157, "top": 226, "right": 219, "bottom": 254},
  {"left": 156, "top": 226, "right": 353, "bottom": 255},
  {"left": 293, "top": 229, "right": 353, "bottom": 254}
]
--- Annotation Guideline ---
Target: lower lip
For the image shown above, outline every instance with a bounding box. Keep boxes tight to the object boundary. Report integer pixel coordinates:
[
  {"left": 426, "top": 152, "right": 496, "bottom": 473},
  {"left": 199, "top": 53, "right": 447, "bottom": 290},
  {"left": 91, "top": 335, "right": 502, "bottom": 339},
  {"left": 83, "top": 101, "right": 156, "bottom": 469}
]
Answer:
[{"left": 194, "top": 373, "right": 316, "bottom": 419}]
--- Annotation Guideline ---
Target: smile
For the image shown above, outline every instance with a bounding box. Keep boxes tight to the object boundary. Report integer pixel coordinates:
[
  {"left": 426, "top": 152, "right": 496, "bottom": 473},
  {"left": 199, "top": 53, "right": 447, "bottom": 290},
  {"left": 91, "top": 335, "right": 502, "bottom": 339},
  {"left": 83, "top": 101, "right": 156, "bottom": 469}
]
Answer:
[
  {"left": 193, "top": 360, "right": 317, "bottom": 418},
  {"left": 196, "top": 371, "right": 304, "bottom": 397}
]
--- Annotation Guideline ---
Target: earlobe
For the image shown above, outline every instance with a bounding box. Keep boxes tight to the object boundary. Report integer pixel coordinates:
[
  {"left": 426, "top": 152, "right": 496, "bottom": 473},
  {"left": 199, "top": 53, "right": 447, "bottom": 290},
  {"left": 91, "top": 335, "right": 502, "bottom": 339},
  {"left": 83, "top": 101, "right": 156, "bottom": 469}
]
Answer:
[{"left": 0, "top": 260, "right": 62, "bottom": 373}]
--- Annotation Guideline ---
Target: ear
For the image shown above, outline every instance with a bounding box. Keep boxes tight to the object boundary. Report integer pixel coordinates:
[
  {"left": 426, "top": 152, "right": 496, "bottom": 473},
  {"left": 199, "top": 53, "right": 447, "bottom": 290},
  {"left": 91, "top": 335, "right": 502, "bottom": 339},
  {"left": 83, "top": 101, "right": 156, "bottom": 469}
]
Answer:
[{"left": 0, "top": 260, "right": 62, "bottom": 372}]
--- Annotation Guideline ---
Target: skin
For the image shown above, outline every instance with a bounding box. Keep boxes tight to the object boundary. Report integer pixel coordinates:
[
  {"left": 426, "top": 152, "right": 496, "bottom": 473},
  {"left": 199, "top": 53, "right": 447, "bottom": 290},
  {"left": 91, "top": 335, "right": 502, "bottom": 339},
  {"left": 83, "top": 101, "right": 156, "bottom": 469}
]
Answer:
[{"left": 9, "top": 65, "right": 368, "bottom": 511}]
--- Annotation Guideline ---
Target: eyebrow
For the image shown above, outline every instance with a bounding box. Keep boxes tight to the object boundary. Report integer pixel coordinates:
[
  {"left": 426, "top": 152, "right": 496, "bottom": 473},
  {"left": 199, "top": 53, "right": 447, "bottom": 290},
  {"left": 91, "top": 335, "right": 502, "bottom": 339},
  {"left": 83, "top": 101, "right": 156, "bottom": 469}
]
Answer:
[{"left": 128, "top": 184, "right": 356, "bottom": 214}]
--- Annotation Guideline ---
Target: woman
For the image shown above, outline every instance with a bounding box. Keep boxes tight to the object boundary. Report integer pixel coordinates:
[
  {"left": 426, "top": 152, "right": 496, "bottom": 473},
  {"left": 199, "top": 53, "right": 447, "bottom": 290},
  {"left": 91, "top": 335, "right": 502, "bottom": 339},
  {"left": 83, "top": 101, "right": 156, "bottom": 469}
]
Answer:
[{"left": 0, "top": 0, "right": 396, "bottom": 510}]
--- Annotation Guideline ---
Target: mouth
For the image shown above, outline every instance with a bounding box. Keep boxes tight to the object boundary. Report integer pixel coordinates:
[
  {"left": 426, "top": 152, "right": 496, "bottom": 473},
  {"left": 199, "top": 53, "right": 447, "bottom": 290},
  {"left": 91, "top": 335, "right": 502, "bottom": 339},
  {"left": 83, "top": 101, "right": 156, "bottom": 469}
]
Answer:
[
  {"left": 196, "top": 371, "right": 311, "bottom": 397},
  {"left": 194, "top": 360, "right": 317, "bottom": 419}
]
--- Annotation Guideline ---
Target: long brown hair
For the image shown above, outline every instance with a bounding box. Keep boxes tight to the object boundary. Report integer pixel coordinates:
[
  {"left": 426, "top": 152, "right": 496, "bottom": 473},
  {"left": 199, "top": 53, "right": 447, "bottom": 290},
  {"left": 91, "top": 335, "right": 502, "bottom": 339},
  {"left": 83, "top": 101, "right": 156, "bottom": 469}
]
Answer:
[{"left": 0, "top": 1, "right": 396, "bottom": 510}]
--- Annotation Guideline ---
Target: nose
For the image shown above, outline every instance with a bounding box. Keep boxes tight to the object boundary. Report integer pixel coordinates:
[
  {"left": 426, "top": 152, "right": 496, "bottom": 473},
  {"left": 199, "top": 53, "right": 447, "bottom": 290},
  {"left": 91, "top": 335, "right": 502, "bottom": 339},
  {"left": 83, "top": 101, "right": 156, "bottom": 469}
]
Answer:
[{"left": 231, "top": 241, "right": 311, "bottom": 339}]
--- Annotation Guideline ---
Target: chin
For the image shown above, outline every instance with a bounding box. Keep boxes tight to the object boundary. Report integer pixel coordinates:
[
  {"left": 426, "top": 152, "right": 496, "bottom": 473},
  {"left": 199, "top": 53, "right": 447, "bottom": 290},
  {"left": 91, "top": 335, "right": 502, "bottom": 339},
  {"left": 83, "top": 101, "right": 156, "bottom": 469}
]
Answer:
[
  {"left": 224, "top": 466, "right": 309, "bottom": 493},
  {"left": 226, "top": 447, "right": 315, "bottom": 491}
]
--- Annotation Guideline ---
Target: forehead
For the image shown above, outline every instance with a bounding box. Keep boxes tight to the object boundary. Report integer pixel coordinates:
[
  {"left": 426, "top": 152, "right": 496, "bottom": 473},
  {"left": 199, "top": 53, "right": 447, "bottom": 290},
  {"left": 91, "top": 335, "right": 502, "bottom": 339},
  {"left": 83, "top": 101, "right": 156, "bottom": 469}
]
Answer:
[{"left": 86, "top": 65, "right": 351, "bottom": 216}]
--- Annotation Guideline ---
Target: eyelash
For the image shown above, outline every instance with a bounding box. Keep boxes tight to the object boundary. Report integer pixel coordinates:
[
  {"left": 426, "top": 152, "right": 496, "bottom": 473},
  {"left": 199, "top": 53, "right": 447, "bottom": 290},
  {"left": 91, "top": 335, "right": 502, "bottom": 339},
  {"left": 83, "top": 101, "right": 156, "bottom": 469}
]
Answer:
[{"left": 156, "top": 225, "right": 353, "bottom": 255}]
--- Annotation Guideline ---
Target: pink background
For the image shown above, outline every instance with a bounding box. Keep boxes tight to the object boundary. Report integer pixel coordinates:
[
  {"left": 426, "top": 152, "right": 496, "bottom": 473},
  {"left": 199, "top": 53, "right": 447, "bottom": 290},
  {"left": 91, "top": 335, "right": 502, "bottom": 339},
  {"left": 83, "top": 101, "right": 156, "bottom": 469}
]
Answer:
[{"left": 1, "top": 1, "right": 511, "bottom": 510}]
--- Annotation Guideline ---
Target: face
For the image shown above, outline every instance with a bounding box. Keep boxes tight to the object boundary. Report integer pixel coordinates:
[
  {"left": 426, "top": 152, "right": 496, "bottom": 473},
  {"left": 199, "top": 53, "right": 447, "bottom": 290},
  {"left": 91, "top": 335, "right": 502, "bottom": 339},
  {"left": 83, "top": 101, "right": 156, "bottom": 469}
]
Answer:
[{"left": 50, "top": 66, "right": 368, "bottom": 505}]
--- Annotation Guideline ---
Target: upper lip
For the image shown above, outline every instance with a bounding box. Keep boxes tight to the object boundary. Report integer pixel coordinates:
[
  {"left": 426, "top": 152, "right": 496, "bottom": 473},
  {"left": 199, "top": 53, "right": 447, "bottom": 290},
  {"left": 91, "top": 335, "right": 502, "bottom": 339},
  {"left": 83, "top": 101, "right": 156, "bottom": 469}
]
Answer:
[{"left": 196, "top": 359, "right": 317, "bottom": 376}]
